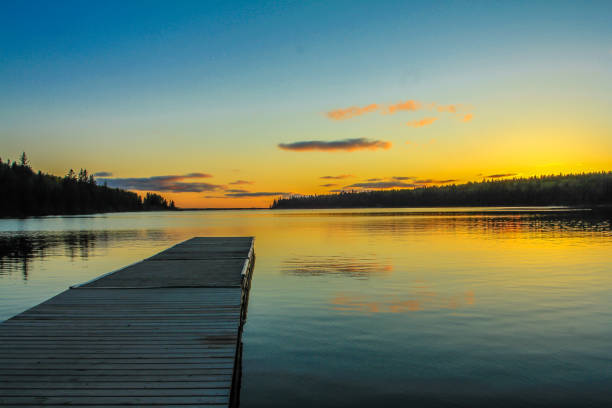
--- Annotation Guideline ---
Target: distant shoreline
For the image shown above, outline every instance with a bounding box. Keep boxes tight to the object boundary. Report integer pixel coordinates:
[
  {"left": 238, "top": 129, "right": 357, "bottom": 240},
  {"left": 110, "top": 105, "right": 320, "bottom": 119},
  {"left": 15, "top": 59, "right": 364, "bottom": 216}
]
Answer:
[
  {"left": 270, "top": 172, "right": 612, "bottom": 210},
  {"left": 183, "top": 205, "right": 594, "bottom": 211},
  {"left": 178, "top": 207, "right": 267, "bottom": 211},
  {"left": 2, "top": 205, "right": 610, "bottom": 221}
]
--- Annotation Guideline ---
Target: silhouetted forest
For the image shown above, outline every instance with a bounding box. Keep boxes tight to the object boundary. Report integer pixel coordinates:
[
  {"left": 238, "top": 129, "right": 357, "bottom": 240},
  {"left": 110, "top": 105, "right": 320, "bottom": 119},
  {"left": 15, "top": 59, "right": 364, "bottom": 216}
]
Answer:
[
  {"left": 1, "top": 153, "right": 176, "bottom": 217},
  {"left": 271, "top": 172, "right": 612, "bottom": 209}
]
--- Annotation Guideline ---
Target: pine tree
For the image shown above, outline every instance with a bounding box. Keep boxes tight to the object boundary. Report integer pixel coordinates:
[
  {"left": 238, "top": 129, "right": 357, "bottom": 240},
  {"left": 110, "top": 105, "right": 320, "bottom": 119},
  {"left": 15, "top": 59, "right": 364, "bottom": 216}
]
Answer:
[{"left": 20, "top": 152, "right": 30, "bottom": 168}]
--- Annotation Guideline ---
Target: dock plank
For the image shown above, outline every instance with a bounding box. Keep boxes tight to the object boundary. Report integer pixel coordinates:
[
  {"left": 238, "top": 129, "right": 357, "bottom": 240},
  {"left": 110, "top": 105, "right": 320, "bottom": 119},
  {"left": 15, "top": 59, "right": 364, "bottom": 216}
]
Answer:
[
  {"left": 83, "top": 259, "right": 246, "bottom": 288},
  {"left": 0, "top": 237, "right": 255, "bottom": 407}
]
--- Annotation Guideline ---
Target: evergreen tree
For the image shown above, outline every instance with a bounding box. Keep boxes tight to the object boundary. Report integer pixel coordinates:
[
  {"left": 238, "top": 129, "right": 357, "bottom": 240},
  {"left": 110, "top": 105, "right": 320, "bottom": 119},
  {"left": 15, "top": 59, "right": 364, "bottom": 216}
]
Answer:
[{"left": 20, "top": 152, "right": 29, "bottom": 168}]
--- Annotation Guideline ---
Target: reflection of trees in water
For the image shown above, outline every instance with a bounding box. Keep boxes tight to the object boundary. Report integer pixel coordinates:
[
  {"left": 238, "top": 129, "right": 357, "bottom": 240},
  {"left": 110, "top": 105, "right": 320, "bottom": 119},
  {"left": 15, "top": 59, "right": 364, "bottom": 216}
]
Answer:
[
  {"left": 329, "top": 212, "right": 612, "bottom": 238},
  {"left": 0, "top": 230, "right": 172, "bottom": 280},
  {"left": 282, "top": 256, "right": 393, "bottom": 279}
]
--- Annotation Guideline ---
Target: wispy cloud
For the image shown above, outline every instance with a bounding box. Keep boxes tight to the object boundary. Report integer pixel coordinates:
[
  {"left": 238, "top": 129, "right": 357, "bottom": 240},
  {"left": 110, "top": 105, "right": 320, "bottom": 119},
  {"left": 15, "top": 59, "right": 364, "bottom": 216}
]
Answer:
[
  {"left": 327, "top": 100, "right": 422, "bottom": 119},
  {"left": 320, "top": 183, "right": 338, "bottom": 187},
  {"left": 224, "top": 191, "right": 291, "bottom": 197},
  {"left": 342, "top": 177, "right": 458, "bottom": 189},
  {"left": 413, "top": 179, "right": 459, "bottom": 184},
  {"left": 100, "top": 173, "right": 221, "bottom": 192},
  {"left": 226, "top": 189, "right": 249, "bottom": 193},
  {"left": 406, "top": 117, "right": 438, "bottom": 127},
  {"left": 93, "top": 171, "right": 113, "bottom": 177},
  {"left": 320, "top": 174, "right": 353, "bottom": 179},
  {"left": 345, "top": 181, "right": 416, "bottom": 189},
  {"left": 183, "top": 173, "right": 212, "bottom": 178},
  {"left": 279, "top": 138, "right": 391, "bottom": 152},
  {"left": 327, "top": 104, "right": 379, "bottom": 120},
  {"left": 436, "top": 104, "right": 458, "bottom": 113},
  {"left": 486, "top": 173, "right": 517, "bottom": 179},
  {"left": 387, "top": 100, "right": 421, "bottom": 114},
  {"left": 326, "top": 100, "right": 472, "bottom": 126},
  {"left": 229, "top": 180, "right": 254, "bottom": 185}
]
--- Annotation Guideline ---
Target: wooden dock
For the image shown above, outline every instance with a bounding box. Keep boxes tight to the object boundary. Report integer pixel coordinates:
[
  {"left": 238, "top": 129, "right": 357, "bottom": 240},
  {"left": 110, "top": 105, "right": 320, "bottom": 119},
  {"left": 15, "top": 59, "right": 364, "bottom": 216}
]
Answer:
[{"left": 0, "top": 236, "right": 255, "bottom": 407}]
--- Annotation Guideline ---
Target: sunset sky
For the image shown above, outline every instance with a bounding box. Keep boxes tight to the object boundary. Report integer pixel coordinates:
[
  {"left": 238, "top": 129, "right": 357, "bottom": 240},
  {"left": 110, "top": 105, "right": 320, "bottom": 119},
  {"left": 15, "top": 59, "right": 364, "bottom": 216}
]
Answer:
[{"left": 2, "top": 1, "right": 611, "bottom": 208}]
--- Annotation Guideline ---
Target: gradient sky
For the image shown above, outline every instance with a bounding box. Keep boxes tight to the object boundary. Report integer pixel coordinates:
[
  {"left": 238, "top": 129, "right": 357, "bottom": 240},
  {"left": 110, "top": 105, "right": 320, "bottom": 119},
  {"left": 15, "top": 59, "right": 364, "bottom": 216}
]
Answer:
[{"left": 1, "top": 1, "right": 611, "bottom": 207}]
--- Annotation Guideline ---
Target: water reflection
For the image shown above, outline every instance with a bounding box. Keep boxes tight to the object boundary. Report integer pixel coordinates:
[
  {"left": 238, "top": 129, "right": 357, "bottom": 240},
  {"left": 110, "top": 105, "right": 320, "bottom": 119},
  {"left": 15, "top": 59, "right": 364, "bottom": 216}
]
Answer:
[
  {"left": 329, "top": 213, "right": 611, "bottom": 237},
  {"left": 1, "top": 209, "right": 612, "bottom": 407},
  {"left": 331, "top": 289, "right": 475, "bottom": 314},
  {"left": 282, "top": 256, "right": 392, "bottom": 279},
  {"left": 0, "top": 230, "right": 172, "bottom": 280},
  {"left": 274, "top": 207, "right": 599, "bottom": 217}
]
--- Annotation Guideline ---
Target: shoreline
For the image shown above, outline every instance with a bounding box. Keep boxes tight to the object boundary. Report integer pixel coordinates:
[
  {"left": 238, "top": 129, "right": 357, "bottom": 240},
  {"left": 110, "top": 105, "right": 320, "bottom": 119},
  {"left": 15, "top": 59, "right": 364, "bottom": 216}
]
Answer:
[{"left": 1, "top": 205, "right": 610, "bottom": 221}]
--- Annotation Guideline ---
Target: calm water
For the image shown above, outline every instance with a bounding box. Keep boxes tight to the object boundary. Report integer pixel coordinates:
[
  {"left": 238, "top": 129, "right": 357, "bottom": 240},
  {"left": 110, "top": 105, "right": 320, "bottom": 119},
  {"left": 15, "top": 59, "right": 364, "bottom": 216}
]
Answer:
[{"left": 1, "top": 208, "right": 611, "bottom": 407}]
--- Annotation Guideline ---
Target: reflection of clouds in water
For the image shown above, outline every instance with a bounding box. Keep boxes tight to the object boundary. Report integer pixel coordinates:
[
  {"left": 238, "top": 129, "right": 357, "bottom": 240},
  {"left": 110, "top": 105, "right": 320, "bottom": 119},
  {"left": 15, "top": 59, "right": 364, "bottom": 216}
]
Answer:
[
  {"left": 331, "top": 288, "right": 475, "bottom": 314},
  {"left": 0, "top": 230, "right": 174, "bottom": 279},
  {"left": 281, "top": 256, "right": 392, "bottom": 279}
]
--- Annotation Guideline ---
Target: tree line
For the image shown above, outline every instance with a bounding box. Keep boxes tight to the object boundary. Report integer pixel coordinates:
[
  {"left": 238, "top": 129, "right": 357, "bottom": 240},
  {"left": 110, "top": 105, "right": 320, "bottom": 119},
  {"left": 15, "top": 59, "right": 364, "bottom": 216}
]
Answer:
[
  {"left": 1, "top": 153, "right": 176, "bottom": 217},
  {"left": 271, "top": 172, "right": 612, "bottom": 209}
]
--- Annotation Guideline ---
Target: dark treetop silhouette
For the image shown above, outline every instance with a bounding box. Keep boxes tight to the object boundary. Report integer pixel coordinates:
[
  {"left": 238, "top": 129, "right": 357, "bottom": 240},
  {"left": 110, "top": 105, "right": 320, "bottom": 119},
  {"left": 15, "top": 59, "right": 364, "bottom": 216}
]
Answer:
[
  {"left": 1, "top": 153, "right": 176, "bottom": 217},
  {"left": 271, "top": 172, "right": 612, "bottom": 209}
]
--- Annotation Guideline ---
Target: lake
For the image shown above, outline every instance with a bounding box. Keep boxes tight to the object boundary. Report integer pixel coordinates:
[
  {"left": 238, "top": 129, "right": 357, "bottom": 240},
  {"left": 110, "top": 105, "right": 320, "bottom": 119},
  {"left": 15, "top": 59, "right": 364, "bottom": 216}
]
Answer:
[{"left": 1, "top": 208, "right": 611, "bottom": 407}]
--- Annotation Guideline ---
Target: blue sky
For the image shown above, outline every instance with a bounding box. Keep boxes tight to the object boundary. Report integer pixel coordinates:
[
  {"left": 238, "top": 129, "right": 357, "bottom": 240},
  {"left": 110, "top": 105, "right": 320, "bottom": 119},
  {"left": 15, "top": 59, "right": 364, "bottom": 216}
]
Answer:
[{"left": 1, "top": 1, "right": 611, "bottom": 206}]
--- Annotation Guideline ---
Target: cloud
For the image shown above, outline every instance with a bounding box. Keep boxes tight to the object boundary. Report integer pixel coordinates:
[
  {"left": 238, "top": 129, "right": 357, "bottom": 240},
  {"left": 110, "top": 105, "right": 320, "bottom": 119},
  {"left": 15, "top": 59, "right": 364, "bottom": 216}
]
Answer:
[
  {"left": 407, "top": 117, "right": 438, "bottom": 127},
  {"left": 436, "top": 104, "right": 458, "bottom": 113},
  {"left": 327, "top": 99, "right": 423, "bottom": 119},
  {"left": 279, "top": 138, "right": 391, "bottom": 152},
  {"left": 99, "top": 173, "right": 221, "bottom": 192},
  {"left": 226, "top": 189, "right": 249, "bottom": 193},
  {"left": 387, "top": 100, "right": 421, "bottom": 114},
  {"left": 184, "top": 172, "right": 212, "bottom": 178},
  {"left": 93, "top": 171, "right": 113, "bottom": 177},
  {"left": 224, "top": 191, "right": 291, "bottom": 197},
  {"left": 229, "top": 180, "right": 254, "bottom": 185},
  {"left": 413, "top": 179, "right": 459, "bottom": 184},
  {"left": 345, "top": 181, "right": 416, "bottom": 189},
  {"left": 342, "top": 177, "right": 460, "bottom": 189},
  {"left": 486, "top": 173, "right": 517, "bottom": 178},
  {"left": 462, "top": 113, "right": 473, "bottom": 122},
  {"left": 326, "top": 100, "right": 471, "bottom": 124},
  {"left": 320, "top": 174, "right": 353, "bottom": 179},
  {"left": 327, "top": 104, "right": 379, "bottom": 120},
  {"left": 320, "top": 183, "right": 337, "bottom": 187}
]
